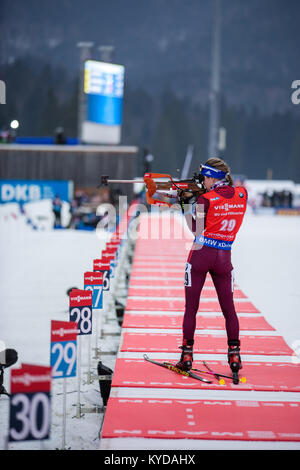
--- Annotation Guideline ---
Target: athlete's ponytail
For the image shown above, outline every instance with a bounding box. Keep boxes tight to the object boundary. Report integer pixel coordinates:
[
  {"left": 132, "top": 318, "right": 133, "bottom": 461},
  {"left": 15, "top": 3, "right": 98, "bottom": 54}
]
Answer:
[{"left": 204, "top": 157, "right": 234, "bottom": 187}]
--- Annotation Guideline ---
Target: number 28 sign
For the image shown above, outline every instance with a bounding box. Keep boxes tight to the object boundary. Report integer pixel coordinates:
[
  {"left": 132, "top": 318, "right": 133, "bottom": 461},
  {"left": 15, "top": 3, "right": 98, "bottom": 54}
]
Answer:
[{"left": 69, "top": 289, "right": 93, "bottom": 335}]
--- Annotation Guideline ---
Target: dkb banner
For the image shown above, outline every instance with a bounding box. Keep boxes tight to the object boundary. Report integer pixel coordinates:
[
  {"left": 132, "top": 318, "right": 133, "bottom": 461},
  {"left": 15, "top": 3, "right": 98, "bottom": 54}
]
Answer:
[{"left": 0, "top": 180, "right": 74, "bottom": 204}]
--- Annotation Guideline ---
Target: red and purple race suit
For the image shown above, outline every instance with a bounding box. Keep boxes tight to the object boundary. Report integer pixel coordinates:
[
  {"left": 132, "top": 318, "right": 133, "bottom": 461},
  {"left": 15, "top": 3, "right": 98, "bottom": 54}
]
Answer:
[{"left": 183, "top": 184, "right": 247, "bottom": 342}]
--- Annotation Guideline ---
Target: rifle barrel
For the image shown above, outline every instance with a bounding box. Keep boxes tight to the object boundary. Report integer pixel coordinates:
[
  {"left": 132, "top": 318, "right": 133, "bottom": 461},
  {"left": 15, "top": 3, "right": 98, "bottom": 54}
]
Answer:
[{"left": 106, "top": 179, "right": 144, "bottom": 184}]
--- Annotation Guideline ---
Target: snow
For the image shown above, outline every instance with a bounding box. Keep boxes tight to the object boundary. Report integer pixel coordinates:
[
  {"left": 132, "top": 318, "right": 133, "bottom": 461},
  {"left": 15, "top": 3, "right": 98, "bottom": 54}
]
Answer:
[
  {"left": 245, "top": 179, "right": 300, "bottom": 209},
  {"left": 0, "top": 201, "right": 117, "bottom": 450},
  {"left": 0, "top": 202, "right": 300, "bottom": 450},
  {"left": 232, "top": 213, "right": 300, "bottom": 350},
  {"left": 245, "top": 179, "right": 297, "bottom": 195}
]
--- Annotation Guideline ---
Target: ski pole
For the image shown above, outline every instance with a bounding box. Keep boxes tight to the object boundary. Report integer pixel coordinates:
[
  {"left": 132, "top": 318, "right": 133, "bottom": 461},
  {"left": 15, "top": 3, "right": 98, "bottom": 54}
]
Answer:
[
  {"left": 191, "top": 365, "right": 246, "bottom": 384},
  {"left": 203, "top": 360, "right": 223, "bottom": 383}
]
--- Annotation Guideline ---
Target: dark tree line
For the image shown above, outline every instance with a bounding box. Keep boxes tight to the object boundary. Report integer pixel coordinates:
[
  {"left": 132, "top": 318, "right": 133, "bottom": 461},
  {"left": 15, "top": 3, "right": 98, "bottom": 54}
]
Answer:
[{"left": 1, "top": 57, "right": 300, "bottom": 182}]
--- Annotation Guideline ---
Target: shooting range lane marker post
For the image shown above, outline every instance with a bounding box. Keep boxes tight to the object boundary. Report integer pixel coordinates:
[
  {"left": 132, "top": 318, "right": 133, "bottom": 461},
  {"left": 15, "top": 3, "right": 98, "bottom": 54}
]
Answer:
[
  {"left": 93, "top": 258, "right": 110, "bottom": 346},
  {"left": 76, "top": 334, "right": 82, "bottom": 419},
  {"left": 83, "top": 271, "right": 103, "bottom": 384},
  {"left": 101, "top": 250, "right": 117, "bottom": 321},
  {"left": 95, "top": 309, "right": 99, "bottom": 352},
  {"left": 62, "top": 377, "right": 67, "bottom": 448},
  {"left": 72, "top": 292, "right": 89, "bottom": 417},
  {"left": 87, "top": 334, "right": 91, "bottom": 384},
  {"left": 69, "top": 286, "right": 94, "bottom": 397},
  {"left": 50, "top": 320, "right": 78, "bottom": 444}
]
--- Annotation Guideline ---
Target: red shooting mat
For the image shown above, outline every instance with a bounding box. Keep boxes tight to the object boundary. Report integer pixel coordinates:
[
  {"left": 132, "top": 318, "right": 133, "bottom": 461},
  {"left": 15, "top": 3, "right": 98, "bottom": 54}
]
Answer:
[
  {"left": 135, "top": 243, "right": 191, "bottom": 248},
  {"left": 122, "top": 314, "right": 275, "bottom": 331},
  {"left": 112, "top": 358, "right": 300, "bottom": 392},
  {"left": 128, "top": 278, "right": 217, "bottom": 288},
  {"left": 130, "top": 271, "right": 185, "bottom": 278},
  {"left": 125, "top": 298, "right": 260, "bottom": 313},
  {"left": 133, "top": 249, "right": 189, "bottom": 255},
  {"left": 133, "top": 255, "right": 187, "bottom": 261},
  {"left": 133, "top": 251, "right": 190, "bottom": 259},
  {"left": 134, "top": 246, "right": 193, "bottom": 253},
  {"left": 102, "top": 397, "right": 300, "bottom": 441},
  {"left": 128, "top": 287, "right": 247, "bottom": 299},
  {"left": 131, "top": 267, "right": 184, "bottom": 273},
  {"left": 121, "top": 332, "right": 293, "bottom": 355},
  {"left": 132, "top": 261, "right": 186, "bottom": 267}
]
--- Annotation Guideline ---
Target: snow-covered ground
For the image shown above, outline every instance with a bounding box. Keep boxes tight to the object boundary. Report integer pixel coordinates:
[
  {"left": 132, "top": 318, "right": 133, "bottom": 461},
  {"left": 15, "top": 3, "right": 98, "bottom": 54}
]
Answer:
[
  {"left": 232, "top": 212, "right": 300, "bottom": 351},
  {"left": 0, "top": 202, "right": 300, "bottom": 450},
  {"left": 0, "top": 201, "right": 119, "bottom": 450}
]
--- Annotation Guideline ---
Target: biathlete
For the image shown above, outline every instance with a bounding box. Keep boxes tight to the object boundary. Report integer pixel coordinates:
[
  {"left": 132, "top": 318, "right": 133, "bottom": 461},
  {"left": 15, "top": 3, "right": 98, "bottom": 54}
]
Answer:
[{"left": 176, "top": 157, "right": 247, "bottom": 378}]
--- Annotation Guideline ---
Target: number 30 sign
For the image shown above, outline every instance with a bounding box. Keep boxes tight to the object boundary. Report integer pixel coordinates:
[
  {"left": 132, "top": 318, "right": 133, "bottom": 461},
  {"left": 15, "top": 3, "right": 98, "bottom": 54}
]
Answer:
[{"left": 9, "top": 364, "right": 52, "bottom": 442}]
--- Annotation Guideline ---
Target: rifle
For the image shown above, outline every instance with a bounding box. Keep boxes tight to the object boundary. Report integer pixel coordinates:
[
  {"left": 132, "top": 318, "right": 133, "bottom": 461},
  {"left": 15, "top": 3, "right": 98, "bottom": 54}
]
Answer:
[{"left": 101, "top": 172, "right": 206, "bottom": 207}]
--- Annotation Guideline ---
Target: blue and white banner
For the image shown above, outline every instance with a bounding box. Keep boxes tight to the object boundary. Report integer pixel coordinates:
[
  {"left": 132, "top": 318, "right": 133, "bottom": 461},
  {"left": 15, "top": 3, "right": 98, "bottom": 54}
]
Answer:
[
  {"left": 0, "top": 180, "right": 74, "bottom": 204},
  {"left": 86, "top": 94, "right": 123, "bottom": 126},
  {"left": 83, "top": 60, "right": 125, "bottom": 144}
]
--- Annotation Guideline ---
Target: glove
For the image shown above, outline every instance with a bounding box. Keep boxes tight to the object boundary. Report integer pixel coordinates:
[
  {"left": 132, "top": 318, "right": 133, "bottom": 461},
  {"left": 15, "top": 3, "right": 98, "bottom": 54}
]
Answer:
[{"left": 177, "top": 189, "right": 196, "bottom": 214}]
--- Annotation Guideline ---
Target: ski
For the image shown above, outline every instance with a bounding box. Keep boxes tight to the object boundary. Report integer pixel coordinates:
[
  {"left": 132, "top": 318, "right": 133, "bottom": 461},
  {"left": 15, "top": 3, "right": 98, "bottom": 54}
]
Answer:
[{"left": 143, "top": 354, "right": 212, "bottom": 384}]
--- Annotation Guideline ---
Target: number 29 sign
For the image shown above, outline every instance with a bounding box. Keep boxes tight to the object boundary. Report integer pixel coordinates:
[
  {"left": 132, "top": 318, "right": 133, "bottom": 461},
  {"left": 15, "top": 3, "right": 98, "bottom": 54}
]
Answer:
[{"left": 50, "top": 320, "right": 78, "bottom": 379}]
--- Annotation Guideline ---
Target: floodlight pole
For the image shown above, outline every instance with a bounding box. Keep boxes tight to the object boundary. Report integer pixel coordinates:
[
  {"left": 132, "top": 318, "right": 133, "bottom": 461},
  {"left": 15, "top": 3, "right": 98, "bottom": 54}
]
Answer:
[
  {"left": 208, "top": 0, "right": 222, "bottom": 158},
  {"left": 77, "top": 42, "right": 94, "bottom": 143},
  {"left": 98, "top": 45, "right": 115, "bottom": 63}
]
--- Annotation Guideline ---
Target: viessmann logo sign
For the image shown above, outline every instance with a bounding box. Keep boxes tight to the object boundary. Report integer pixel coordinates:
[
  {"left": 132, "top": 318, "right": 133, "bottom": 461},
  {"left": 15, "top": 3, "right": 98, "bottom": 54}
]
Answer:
[{"left": 214, "top": 203, "right": 245, "bottom": 211}]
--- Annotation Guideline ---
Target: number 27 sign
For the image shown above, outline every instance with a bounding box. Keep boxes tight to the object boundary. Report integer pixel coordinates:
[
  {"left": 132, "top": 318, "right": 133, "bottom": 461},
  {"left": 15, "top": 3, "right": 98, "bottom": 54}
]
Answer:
[{"left": 84, "top": 271, "right": 103, "bottom": 309}]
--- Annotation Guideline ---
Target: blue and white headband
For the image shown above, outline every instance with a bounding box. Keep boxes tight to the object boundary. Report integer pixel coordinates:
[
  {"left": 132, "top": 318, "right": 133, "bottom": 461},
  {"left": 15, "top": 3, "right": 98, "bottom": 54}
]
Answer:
[{"left": 200, "top": 164, "right": 227, "bottom": 180}]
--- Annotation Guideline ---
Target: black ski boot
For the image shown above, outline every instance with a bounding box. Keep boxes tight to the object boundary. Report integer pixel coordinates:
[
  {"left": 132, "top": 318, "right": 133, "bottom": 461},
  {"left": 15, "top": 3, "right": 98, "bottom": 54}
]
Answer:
[
  {"left": 0, "top": 349, "right": 18, "bottom": 397},
  {"left": 0, "top": 365, "right": 10, "bottom": 397},
  {"left": 176, "top": 339, "right": 194, "bottom": 371},
  {"left": 228, "top": 339, "right": 242, "bottom": 384}
]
